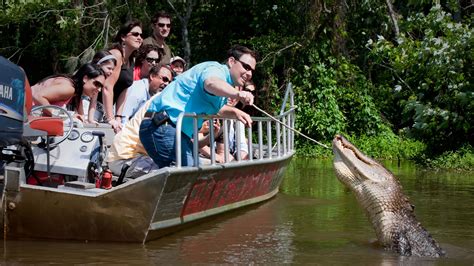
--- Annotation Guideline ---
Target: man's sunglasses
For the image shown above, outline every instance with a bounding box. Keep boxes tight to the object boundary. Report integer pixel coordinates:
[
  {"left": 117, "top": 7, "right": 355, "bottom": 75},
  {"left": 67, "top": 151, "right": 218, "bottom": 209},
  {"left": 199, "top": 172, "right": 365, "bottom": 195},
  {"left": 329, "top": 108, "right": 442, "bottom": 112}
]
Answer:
[
  {"left": 93, "top": 80, "right": 104, "bottom": 90},
  {"left": 157, "top": 23, "right": 171, "bottom": 28},
  {"left": 129, "top": 32, "right": 143, "bottom": 38},
  {"left": 160, "top": 76, "right": 170, "bottom": 83},
  {"left": 146, "top": 57, "right": 160, "bottom": 64},
  {"left": 236, "top": 59, "right": 254, "bottom": 73}
]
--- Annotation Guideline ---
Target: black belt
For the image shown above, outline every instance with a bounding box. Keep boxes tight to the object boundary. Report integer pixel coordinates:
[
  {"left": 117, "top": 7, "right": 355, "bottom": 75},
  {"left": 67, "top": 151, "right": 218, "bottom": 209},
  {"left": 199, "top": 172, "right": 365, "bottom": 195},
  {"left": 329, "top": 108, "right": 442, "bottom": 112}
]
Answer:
[
  {"left": 143, "top": 111, "right": 155, "bottom": 118},
  {"left": 144, "top": 111, "right": 173, "bottom": 127}
]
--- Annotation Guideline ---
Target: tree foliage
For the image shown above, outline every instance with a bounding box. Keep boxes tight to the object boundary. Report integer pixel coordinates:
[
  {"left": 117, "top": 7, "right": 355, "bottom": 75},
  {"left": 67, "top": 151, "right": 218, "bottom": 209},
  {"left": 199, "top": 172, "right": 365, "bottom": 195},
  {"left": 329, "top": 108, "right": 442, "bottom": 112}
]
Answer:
[
  {"left": 0, "top": 0, "right": 472, "bottom": 156},
  {"left": 367, "top": 5, "right": 473, "bottom": 153}
]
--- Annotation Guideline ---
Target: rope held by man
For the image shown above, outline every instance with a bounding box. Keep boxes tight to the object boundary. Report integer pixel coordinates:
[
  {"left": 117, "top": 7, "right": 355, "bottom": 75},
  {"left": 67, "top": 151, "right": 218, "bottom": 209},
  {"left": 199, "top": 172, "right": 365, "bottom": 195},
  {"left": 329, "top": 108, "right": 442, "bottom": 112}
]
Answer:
[{"left": 252, "top": 104, "right": 330, "bottom": 150}]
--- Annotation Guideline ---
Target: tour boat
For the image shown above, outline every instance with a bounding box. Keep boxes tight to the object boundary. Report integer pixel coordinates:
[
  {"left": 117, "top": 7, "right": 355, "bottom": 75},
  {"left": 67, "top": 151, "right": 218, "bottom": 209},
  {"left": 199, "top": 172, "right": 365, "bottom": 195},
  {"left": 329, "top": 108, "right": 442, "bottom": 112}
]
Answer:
[{"left": 0, "top": 71, "right": 296, "bottom": 243}]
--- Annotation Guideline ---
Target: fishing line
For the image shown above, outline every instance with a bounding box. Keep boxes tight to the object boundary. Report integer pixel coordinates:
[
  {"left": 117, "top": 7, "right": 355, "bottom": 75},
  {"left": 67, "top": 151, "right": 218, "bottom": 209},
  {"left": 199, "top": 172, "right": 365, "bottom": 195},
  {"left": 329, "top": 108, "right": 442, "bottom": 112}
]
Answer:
[{"left": 252, "top": 104, "right": 330, "bottom": 150}]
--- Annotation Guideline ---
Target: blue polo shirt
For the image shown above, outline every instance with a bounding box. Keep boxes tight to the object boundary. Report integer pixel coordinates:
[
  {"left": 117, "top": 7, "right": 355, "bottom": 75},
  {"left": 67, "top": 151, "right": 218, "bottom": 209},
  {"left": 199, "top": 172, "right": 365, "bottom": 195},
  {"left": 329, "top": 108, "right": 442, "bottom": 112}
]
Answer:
[
  {"left": 121, "top": 78, "right": 150, "bottom": 125},
  {"left": 147, "top": 61, "right": 231, "bottom": 138}
]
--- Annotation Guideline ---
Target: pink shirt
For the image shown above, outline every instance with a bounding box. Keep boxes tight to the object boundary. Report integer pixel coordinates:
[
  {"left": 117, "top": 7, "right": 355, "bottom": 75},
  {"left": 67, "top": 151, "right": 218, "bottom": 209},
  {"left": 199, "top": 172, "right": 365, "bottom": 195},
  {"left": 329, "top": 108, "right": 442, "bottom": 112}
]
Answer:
[{"left": 133, "top": 66, "right": 141, "bottom": 81}]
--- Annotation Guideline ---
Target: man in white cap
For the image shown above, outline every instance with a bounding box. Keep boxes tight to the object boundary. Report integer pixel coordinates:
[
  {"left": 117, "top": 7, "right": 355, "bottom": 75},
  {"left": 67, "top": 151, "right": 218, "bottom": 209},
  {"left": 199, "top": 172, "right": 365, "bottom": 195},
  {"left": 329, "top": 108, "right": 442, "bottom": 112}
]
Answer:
[{"left": 170, "top": 56, "right": 186, "bottom": 75}]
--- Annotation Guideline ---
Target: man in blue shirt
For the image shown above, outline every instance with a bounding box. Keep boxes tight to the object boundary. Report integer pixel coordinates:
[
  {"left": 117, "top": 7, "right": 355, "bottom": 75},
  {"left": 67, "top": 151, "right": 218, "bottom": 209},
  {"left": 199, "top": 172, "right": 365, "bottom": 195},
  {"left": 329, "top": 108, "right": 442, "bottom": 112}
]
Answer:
[
  {"left": 120, "top": 64, "right": 172, "bottom": 126},
  {"left": 139, "top": 45, "right": 256, "bottom": 168}
]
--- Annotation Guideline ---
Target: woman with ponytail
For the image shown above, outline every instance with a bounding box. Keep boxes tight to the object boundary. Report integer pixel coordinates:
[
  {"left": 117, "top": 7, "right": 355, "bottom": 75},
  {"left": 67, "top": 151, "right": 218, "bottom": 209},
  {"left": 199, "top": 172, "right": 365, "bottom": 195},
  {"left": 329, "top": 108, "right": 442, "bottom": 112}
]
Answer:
[
  {"left": 32, "top": 63, "right": 105, "bottom": 122},
  {"left": 101, "top": 20, "right": 143, "bottom": 133}
]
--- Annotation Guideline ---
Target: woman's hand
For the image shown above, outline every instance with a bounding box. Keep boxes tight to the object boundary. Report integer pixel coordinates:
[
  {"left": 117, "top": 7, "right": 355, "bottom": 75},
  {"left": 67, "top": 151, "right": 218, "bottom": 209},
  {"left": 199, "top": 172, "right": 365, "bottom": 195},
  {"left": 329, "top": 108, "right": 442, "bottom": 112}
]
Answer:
[
  {"left": 215, "top": 154, "right": 227, "bottom": 163},
  {"left": 74, "top": 113, "right": 85, "bottom": 122},
  {"left": 87, "top": 119, "right": 99, "bottom": 126},
  {"left": 201, "top": 119, "right": 221, "bottom": 136},
  {"left": 200, "top": 120, "right": 210, "bottom": 134},
  {"left": 108, "top": 119, "right": 122, "bottom": 133},
  {"left": 211, "top": 120, "right": 221, "bottom": 137}
]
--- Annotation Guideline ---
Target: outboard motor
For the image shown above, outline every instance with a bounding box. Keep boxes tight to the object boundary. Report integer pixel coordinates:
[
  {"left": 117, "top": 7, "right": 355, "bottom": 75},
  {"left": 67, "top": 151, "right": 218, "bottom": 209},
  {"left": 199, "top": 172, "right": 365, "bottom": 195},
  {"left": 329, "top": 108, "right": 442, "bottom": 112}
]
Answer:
[
  {"left": 0, "top": 57, "right": 26, "bottom": 148},
  {"left": 0, "top": 56, "right": 30, "bottom": 176}
]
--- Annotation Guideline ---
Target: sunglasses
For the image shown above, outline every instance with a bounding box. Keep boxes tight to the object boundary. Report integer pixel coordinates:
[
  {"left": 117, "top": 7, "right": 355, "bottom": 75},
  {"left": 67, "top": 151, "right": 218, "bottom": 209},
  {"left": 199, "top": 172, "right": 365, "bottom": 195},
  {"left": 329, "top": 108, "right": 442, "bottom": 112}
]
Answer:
[
  {"left": 157, "top": 23, "right": 171, "bottom": 28},
  {"left": 129, "top": 32, "right": 143, "bottom": 38},
  {"left": 236, "top": 59, "right": 255, "bottom": 73},
  {"left": 92, "top": 80, "right": 104, "bottom": 90},
  {"left": 160, "top": 76, "right": 170, "bottom": 83},
  {"left": 145, "top": 57, "right": 160, "bottom": 64}
]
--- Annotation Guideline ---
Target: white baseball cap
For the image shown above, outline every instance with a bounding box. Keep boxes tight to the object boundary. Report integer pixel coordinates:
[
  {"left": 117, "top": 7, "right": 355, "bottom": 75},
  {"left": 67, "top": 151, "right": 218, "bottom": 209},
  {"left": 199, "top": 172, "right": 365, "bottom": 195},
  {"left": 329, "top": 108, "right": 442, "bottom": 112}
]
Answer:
[{"left": 170, "top": 56, "right": 186, "bottom": 65}]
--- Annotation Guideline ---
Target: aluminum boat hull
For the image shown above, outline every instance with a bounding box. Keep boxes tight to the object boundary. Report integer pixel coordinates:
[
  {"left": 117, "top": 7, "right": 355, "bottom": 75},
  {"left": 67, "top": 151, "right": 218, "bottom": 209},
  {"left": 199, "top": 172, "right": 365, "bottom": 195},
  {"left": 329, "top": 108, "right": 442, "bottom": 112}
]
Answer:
[{"left": 2, "top": 154, "right": 293, "bottom": 243}]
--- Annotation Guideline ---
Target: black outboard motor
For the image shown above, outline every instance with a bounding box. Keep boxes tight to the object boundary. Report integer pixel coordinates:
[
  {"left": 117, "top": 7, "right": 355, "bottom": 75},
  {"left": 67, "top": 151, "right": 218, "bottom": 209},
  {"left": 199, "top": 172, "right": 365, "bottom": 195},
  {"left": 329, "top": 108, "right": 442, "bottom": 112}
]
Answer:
[
  {"left": 0, "top": 56, "right": 26, "bottom": 148},
  {"left": 0, "top": 56, "right": 30, "bottom": 178}
]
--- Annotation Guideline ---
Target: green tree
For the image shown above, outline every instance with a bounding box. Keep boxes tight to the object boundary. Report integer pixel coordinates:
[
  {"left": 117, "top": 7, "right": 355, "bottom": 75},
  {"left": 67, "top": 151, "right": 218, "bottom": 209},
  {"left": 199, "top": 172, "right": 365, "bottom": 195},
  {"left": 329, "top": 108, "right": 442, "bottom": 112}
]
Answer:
[{"left": 367, "top": 5, "right": 473, "bottom": 153}]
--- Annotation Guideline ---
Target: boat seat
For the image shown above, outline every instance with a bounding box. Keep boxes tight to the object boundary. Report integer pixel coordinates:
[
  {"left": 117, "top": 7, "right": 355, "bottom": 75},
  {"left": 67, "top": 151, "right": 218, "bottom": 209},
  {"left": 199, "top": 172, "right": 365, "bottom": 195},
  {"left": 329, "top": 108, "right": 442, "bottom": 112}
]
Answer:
[{"left": 26, "top": 115, "right": 64, "bottom": 137}]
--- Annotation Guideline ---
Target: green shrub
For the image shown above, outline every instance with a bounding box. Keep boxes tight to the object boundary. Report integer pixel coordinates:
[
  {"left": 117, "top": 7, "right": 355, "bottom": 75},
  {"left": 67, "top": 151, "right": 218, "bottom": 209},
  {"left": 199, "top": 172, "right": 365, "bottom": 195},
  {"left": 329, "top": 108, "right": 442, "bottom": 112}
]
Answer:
[
  {"left": 418, "top": 144, "right": 474, "bottom": 171},
  {"left": 296, "top": 128, "right": 426, "bottom": 161},
  {"left": 350, "top": 129, "right": 426, "bottom": 160}
]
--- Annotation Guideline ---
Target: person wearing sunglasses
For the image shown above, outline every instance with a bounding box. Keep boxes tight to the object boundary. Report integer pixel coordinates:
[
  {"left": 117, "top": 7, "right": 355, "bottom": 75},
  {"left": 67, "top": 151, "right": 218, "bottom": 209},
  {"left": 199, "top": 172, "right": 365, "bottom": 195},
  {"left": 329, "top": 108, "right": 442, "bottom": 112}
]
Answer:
[
  {"left": 107, "top": 65, "right": 173, "bottom": 179},
  {"left": 101, "top": 20, "right": 143, "bottom": 133},
  {"left": 139, "top": 44, "right": 257, "bottom": 169},
  {"left": 143, "top": 11, "right": 173, "bottom": 65},
  {"left": 133, "top": 44, "right": 163, "bottom": 81},
  {"left": 119, "top": 64, "right": 173, "bottom": 126},
  {"left": 31, "top": 63, "right": 105, "bottom": 123}
]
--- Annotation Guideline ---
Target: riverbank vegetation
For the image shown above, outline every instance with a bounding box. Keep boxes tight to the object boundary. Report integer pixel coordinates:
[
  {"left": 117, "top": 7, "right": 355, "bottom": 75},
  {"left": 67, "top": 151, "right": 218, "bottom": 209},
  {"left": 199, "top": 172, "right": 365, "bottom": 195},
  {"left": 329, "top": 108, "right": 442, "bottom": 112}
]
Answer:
[
  {"left": 297, "top": 134, "right": 474, "bottom": 171},
  {"left": 1, "top": 1, "right": 472, "bottom": 170}
]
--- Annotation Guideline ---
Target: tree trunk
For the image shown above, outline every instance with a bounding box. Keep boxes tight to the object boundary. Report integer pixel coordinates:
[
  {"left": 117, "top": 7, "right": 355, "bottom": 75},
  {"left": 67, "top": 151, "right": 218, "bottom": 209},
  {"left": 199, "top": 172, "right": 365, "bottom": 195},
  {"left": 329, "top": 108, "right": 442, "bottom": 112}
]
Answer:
[
  {"left": 167, "top": 0, "right": 197, "bottom": 65},
  {"left": 385, "top": 0, "right": 400, "bottom": 37},
  {"left": 332, "top": 0, "right": 348, "bottom": 56}
]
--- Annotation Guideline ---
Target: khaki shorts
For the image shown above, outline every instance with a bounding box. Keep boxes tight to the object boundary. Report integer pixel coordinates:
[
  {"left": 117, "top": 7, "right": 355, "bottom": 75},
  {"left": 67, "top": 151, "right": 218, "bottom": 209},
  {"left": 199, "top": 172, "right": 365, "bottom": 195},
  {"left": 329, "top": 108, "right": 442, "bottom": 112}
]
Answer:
[{"left": 108, "top": 155, "right": 159, "bottom": 179}]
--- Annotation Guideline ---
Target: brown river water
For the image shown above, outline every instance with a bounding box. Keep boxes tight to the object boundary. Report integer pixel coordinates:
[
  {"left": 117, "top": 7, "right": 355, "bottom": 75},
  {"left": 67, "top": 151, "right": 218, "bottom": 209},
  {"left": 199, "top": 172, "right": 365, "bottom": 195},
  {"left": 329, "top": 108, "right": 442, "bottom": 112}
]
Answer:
[{"left": 1, "top": 158, "right": 473, "bottom": 264}]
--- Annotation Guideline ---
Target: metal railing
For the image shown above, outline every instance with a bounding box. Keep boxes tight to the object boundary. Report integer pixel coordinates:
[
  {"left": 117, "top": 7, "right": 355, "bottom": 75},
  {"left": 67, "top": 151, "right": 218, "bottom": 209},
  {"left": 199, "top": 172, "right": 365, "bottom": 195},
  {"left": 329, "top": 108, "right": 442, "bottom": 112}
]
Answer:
[{"left": 175, "top": 83, "right": 295, "bottom": 168}]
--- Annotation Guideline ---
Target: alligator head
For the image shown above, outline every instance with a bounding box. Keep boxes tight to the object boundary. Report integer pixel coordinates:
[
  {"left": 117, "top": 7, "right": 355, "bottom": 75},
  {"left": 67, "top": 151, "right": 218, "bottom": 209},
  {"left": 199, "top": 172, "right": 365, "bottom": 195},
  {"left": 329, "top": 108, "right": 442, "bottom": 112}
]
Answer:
[{"left": 332, "top": 134, "right": 445, "bottom": 257}]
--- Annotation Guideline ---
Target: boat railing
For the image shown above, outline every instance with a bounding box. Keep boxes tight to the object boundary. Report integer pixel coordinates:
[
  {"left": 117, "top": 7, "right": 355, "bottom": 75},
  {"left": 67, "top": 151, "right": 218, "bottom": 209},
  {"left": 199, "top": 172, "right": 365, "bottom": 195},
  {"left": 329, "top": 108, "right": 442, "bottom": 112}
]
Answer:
[{"left": 175, "top": 83, "right": 295, "bottom": 168}]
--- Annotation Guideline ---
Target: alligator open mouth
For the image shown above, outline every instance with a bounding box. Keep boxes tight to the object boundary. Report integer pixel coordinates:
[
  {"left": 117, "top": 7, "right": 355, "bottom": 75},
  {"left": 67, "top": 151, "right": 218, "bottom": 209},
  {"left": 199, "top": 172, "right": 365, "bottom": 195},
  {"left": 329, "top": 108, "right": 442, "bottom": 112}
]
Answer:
[{"left": 332, "top": 134, "right": 445, "bottom": 257}]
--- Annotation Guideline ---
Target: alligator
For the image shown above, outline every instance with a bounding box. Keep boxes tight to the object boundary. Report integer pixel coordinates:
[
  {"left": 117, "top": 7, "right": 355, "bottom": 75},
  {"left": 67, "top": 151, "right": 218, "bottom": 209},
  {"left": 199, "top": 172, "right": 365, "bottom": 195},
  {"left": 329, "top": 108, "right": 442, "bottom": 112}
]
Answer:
[{"left": 332, "top": 135, "right": 445, "bottom": 257}]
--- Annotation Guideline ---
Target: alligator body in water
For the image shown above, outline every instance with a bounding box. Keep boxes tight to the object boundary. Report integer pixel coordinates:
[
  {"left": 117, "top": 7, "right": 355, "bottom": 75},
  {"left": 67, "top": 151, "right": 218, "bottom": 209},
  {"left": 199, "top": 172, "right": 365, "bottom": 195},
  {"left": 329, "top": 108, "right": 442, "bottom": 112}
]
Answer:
[{"left": 332, "top": 135, "right": 445, "bottom": 257}]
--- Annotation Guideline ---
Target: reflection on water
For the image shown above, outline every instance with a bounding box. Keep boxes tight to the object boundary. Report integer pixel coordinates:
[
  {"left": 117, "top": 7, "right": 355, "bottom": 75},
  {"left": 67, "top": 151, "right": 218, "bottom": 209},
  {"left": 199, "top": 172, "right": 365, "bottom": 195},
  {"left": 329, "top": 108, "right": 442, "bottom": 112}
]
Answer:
[
  {"left": 145, "top": 198, "right": 296, "bottom": 264},
  {"left": 1, "top": 158, "right": 473, "bottom": 264}
]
